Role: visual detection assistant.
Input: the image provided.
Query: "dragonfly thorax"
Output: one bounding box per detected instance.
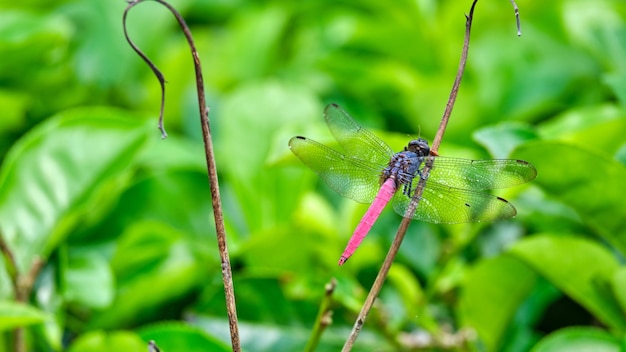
[380,138,431,196]
[381,150,425,197]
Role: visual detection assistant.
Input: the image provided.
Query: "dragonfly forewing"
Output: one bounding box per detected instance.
[323,104,394,165]
[289,136,383,203]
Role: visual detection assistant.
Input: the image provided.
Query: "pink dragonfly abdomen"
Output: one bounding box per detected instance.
[338,178,397,265]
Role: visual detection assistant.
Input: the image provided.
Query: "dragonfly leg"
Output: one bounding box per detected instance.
[402,183,412,197]
[400,173,417,197]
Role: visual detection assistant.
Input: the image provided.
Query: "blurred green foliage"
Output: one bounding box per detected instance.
[0,0,626,351]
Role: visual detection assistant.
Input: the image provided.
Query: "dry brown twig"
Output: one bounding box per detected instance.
[341,1,479,350]
[0,232,45,352]
[122,1,241,350]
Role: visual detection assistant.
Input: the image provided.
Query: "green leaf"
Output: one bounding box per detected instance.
[537,104,626,156]
[0,10,72,82]
[604,73,626,110]
[530,327,621,352]
[0,90,28,132]
[138,135,206,172]
[220,5,290,81]
[514,141,626,256]
[510,234,626,331]
[387,264,425,313]
[611,267,626,316]
[0,107,152,272]
[562,0,626,73]
[64,252,114,309]
[138,322,231,352]
[217,80,320,235]
[80,168,216,245]
[0,301,47,331]
[89,221,208,329]
[66,330,146,352]
[386,263,429,329]
[396,222,441,278]
[459,254,537,352]
[473,122,539,159]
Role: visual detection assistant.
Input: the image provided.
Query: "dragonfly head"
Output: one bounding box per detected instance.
[405,138,430,156]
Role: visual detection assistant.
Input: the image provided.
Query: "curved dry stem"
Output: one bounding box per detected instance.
[341,1,479,350]
[123,1,241,350]
[510,0,521,36]
[123,1,168,139]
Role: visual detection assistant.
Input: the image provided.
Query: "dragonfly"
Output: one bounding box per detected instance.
[289,103,537,265]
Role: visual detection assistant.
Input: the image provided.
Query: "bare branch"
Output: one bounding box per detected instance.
[123,1,240,350]
[341,1,479,350]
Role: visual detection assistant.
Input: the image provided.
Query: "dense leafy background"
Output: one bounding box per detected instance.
[1,0,625,351]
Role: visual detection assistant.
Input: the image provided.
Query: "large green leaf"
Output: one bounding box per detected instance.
[473,122,540,159]
[0,107,152,274]
[530,327,621,352]
[510,234,626,332]
[0,301,47,331]
[611,267,626,316]
[514,141,626,256]
[217,81,320,235]
[0,10,72,82]
[138,322,231,352]
[537,104,626,156]
[63,251,114,309]
[88,221,210,329]
[66,330,146,352]
[459,254,538,352]
[75,168,216,244]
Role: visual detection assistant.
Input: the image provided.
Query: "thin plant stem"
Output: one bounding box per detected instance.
[123,2,241,350]
[0,234,18,295]
[148,340,161,352]
[510,0,521,36]
[1,232,45,352]
[341,1,479,350]
[305,278,337,352]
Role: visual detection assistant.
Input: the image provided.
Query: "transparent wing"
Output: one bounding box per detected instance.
[289,136,383,203]
[425,156,537,190]
[392,181,517,224]
[323,103,394,166]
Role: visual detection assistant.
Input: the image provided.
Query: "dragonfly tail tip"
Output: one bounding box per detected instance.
[338,256,348,266]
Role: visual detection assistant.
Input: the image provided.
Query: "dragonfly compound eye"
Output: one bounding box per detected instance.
[407,139,430,155]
